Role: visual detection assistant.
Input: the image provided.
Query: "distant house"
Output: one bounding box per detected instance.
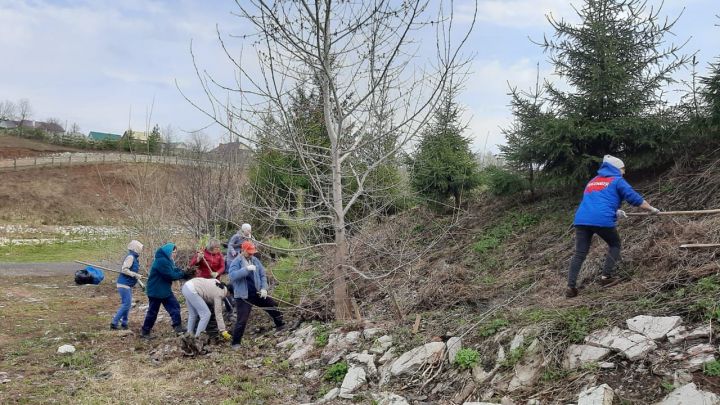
[88,131,122,142]
[123,130,149,142]
[210,141,252,163]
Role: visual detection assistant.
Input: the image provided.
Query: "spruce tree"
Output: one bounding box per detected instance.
[503,0,688,184]
[410,91,479,209]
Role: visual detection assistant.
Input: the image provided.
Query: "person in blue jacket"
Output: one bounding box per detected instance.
[228,240,284,348]
[140,243,188,338]
[111,240,143,330]
[566,155,660,298]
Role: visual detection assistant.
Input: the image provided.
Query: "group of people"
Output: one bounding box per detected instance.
[109,154,660,345]
[110,223,285,348]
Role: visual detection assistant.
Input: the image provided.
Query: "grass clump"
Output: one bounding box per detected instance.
[324,361,349,383]
[477,318,509,337]
[56,351,96,370]
[472,212,539,256]
[703,360,720,377]
[454,348,480,370]
[315,324,330,348]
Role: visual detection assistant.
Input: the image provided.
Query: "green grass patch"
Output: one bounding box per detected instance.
[454,348,480,370]
[477,318,509,337]
[55,351,96,371]
[704,360,720,376]
[0,237,125,263]
[473,212,539,256]
[324,361,349,383]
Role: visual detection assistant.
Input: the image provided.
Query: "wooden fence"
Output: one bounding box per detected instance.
[0,152,223,171]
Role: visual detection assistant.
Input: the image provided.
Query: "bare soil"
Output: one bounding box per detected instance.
[0,135,83,159]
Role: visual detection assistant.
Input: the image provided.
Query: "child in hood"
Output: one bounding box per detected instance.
[111,240,143,330]
[140,243,188,338]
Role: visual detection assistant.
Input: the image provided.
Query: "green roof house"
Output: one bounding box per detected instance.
[88,131,121,141]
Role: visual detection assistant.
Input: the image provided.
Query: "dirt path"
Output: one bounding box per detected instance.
[0,260,117,277]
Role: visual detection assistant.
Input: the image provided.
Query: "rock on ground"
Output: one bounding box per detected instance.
[508,339,546,392]
[578,384,614,405]
[446,337,462,364]
[57,344,76,354]
[563,344,611,370]
[626,315,682,340]
[339,366,367,399]
[390,341,445,377]
[655,382,720,405]
[372,392,410,405]
[585,327,657,361]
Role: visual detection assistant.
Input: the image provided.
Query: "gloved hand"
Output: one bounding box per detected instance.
[649,206,661,215]
[616,209,627,219]
[221,330,232,341]
[247,264,256,272]
[259,289,268,299]
[210,271,218,278]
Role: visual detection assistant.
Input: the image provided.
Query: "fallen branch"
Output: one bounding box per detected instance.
[680,243,720,249]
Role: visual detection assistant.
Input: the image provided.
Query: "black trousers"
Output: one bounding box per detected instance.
[567,225,621,288]
[231,295,284,345]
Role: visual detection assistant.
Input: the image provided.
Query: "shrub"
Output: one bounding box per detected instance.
[480,166,528,196]
[454,348,480,370]
[324,361,349,383]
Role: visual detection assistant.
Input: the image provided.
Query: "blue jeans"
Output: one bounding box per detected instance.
[111,287,132,327]
[141,294,182,334]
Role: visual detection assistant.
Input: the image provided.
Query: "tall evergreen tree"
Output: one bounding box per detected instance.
[702,57,720,126]
[148,124,162,154]
[503,0,688,184]
[410,91,479,209]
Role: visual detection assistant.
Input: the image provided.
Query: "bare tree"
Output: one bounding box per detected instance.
[0,100,15,121]
[17,99,32,124]
[184,0,476,320]
[70,122,82,134]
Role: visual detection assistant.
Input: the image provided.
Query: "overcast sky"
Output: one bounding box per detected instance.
[1,0,718,152]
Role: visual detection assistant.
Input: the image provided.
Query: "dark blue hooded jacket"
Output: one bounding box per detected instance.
[145,243,186,299]
[573,162,644,228]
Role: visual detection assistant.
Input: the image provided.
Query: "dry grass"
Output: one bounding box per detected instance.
[0,275,301,404]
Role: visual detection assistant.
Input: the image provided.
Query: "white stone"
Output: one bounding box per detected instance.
[463,403,500,405]
[363,328,383,340]
[303,370,320,380]
[57,344,75,354]
[390,341,445,376]
[508,339,546,392]
[446,337,463,364]
[655,382,720,405]
[317,387,339,404]
[667,327,688,345]
[321,333,349,364]
[346,350,377,376]
[277,336,304,350]
[379,348,396,364]
[496,345,506,363]
[680,344,716,372]
[510,332,525,351]
[626,316,682,340]
[288,344,314,366]
[599,362,615,369]
[472,364,495,384]
[294,325,315,340]
[371,335,394,355]
[373,392,410,405]
[585,327,657,361]
[345,331,361,344]
[339,366,366,399]
[578,384,614,405]
[563,344,611,370]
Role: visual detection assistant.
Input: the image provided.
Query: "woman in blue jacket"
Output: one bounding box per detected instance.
[566,155,660,298]
[140,243,187,338]
[111,240,143,330]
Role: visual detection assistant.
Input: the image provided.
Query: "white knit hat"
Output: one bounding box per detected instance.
[603,154,625,170]
[127,240,143,254]
[241,223,252,233]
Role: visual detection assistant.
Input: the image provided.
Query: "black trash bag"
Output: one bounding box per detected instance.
[74,269,95,285]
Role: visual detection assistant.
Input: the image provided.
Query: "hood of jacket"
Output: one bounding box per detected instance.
[156,243,175,260]
[597,162,622,178]
[127,240,143,255]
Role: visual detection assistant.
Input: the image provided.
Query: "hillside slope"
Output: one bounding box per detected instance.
[0,134,83,159]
